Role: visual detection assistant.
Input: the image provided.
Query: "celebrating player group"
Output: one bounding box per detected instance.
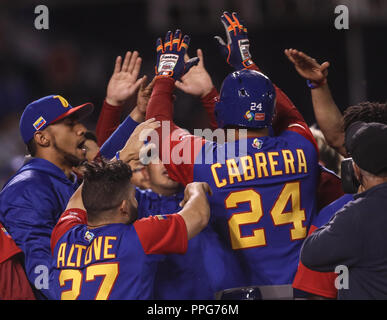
[2,10,385,301]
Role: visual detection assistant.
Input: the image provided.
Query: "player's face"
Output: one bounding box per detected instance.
[147,159,179,192]
[84,139,100,162]
[130,163,151,190]
[47,116,87,166]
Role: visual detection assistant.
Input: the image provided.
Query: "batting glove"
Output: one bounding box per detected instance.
[155,29,199,81]
[214,11,254,70]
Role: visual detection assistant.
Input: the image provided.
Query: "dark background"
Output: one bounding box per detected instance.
[0,0,386,185]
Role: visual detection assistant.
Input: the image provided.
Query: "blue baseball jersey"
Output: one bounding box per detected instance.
[49,208,187,300]
[146,77,320,290]
[135,188,214,299]
[163,127,319,287]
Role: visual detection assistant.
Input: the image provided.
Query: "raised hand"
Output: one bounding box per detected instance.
[106,51,143,107]
[155,29,199,81]
[136,76,156,115]
[118,118,160,163]
[175,49,214,98]
[214,11,254,70]
[284,49,330,87]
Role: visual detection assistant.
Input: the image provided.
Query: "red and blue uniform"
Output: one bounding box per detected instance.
[146,76,320,288]
[96,95,219,299]
[49,208,187,300]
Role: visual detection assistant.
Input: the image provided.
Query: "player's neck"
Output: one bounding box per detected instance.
[361,176,387,192]
[87,211,132,229]
[35,149,74,179]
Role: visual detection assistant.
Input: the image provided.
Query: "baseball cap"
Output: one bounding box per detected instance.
[345,121,387,175]
[19,95,94,144]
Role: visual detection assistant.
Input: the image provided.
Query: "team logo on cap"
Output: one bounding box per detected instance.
[33,116,47,130]
[53,95,69,108]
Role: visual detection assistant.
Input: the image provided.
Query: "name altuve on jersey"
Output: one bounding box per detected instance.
[56,236,117,268]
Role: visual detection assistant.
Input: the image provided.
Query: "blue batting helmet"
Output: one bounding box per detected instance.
[215,69,276,129]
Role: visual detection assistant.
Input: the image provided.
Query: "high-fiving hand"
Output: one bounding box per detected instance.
[106,51,144,107]
[136,76,156,115]
[175,49,214,98]
[214,11,254,70]
[155,30,199,81]
[285,49,330,88]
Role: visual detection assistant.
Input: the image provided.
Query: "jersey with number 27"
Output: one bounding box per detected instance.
[49,208,187,300]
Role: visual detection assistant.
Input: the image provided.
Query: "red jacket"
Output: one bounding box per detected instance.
[0,223,35,300]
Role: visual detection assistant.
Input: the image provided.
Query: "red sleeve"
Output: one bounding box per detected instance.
[0,223,21,263]
[317,167,345,212]
[0,254,36,300]
[95,100,123,146]
[146,77,176,123]
[146,77,206,185]
[248,64,318,151]
[292,225,338,299]
[50,208,88,254]
[200,86,219,130]
[161,128,206,186]
[134,214,188,255]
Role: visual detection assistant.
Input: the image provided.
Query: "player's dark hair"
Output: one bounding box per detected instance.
[84,130,98,143]
[81,159,133,221]
[343,102,387,132]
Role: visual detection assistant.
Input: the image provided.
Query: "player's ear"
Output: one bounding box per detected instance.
[119,200,130,217]
[120,198,138,224]
[33,130,51,148]
[352,162,362,184]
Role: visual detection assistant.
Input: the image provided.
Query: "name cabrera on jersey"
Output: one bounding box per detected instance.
[165,128,319,285]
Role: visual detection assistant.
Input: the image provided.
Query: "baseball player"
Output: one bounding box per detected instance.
[94,51,217,299]
[0,95,94,299]
[286,48,387,299]
[50,158,212,300]
[144,12,321,297]
[135,158,215,300]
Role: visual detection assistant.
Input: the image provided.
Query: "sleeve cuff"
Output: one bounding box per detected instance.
[103,99,124,109]
[200,86,219,104]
